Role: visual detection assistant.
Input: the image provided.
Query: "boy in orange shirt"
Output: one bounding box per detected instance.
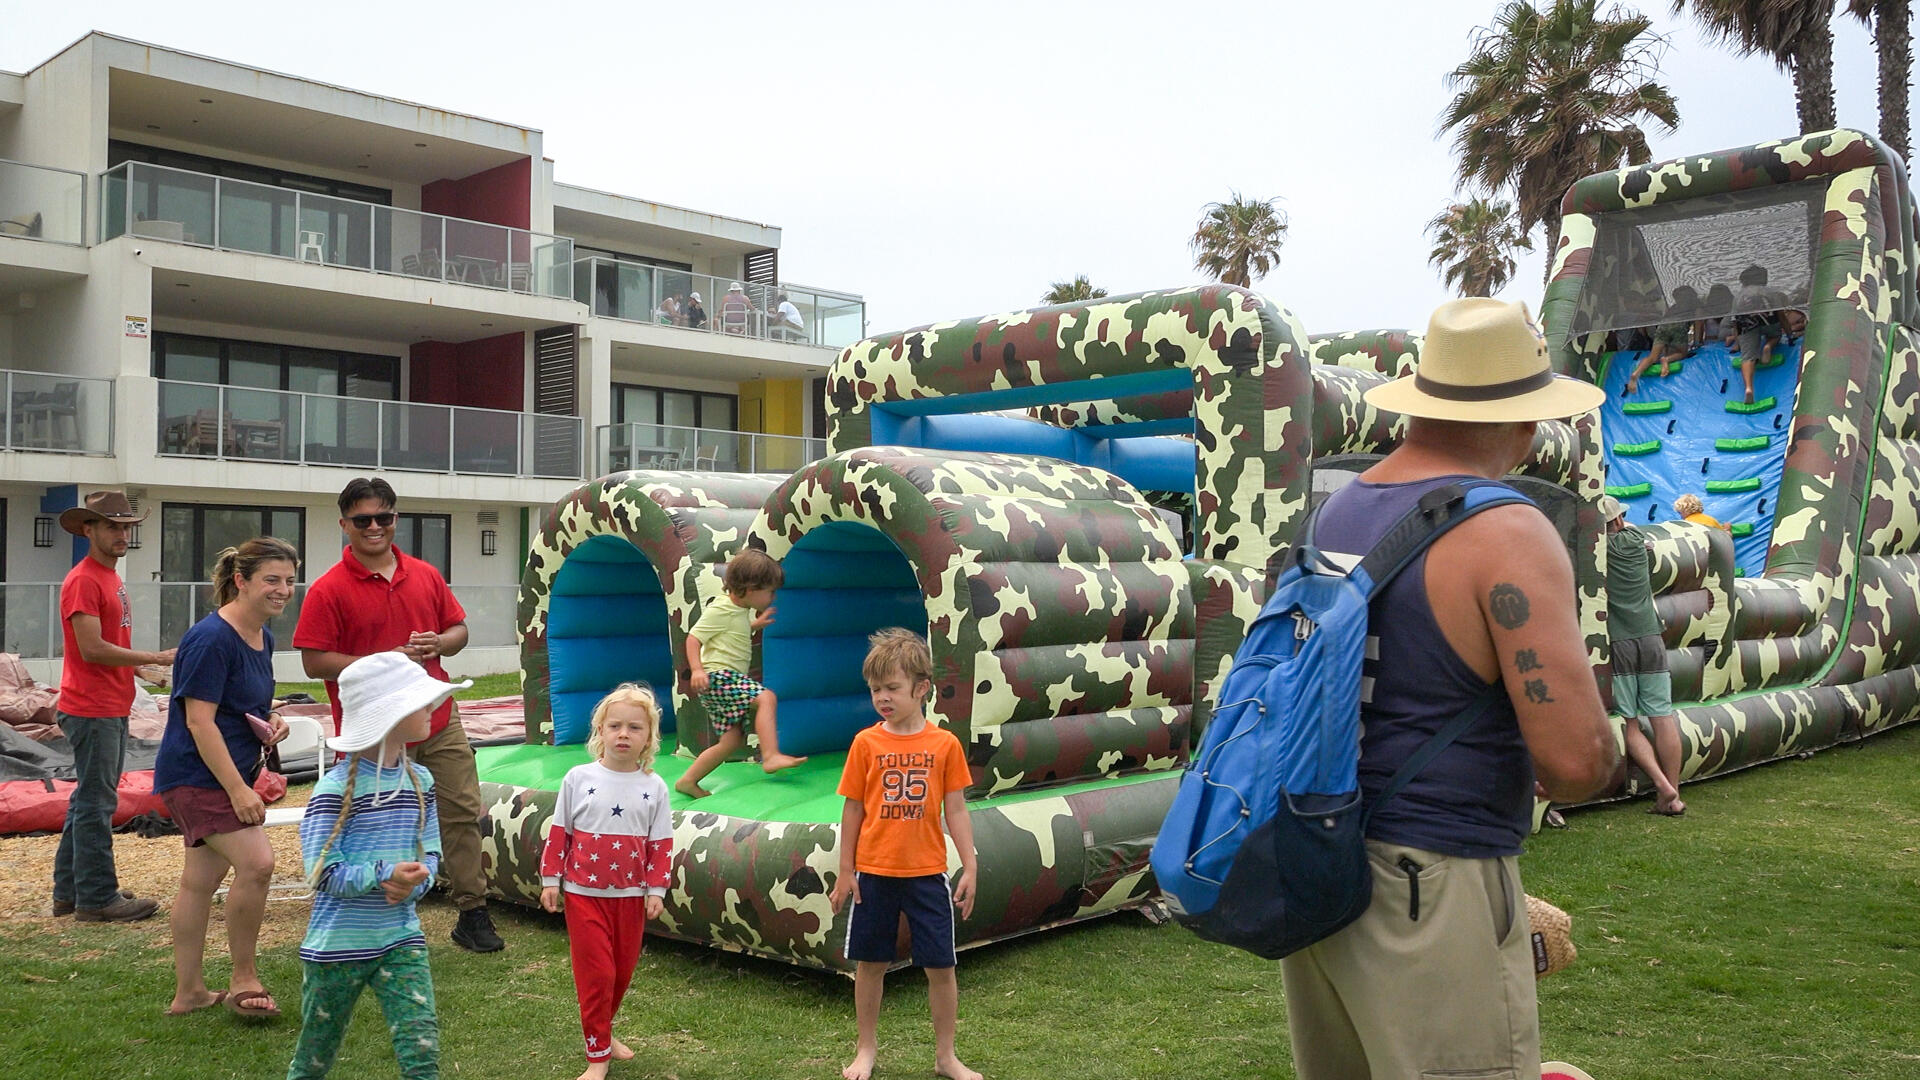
[829,629,980,1080]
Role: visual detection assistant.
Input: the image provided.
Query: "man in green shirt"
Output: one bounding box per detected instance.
[1603,496,1685,816]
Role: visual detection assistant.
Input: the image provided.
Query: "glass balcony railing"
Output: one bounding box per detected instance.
[3,370,114,454]
[595,421,826,476]
[157,379,584,479]
[1,583,62,660]
[0,159,86,245]
[572,256,865,349]
[449,585,520,648]
[100,161,574,299]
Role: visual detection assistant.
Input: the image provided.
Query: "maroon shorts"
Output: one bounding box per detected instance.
[160,784,254,848]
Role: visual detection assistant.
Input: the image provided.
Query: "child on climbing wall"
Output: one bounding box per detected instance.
[830,629,979,1080]
[540,684,674,1080]
[675,548,806,798]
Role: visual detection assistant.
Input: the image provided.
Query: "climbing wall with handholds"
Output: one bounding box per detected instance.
[1600,337,1802,574]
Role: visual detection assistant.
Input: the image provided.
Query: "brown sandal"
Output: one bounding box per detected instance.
[226,987,281,1019]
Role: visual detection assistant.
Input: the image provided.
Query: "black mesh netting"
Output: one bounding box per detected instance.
[1566,180,1826,342]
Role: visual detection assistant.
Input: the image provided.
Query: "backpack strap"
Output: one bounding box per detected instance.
[1361,686,1505,827]
[1355,480,1534,600]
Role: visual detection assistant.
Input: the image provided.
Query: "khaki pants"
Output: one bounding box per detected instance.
[1281,840,1541,1080]
[412,712,487,910]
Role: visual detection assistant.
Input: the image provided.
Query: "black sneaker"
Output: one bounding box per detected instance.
[451,905,504,953]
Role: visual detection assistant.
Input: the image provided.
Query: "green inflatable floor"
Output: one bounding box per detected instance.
[476,736,1173,825]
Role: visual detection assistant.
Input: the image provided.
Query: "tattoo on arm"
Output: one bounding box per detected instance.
[1515,649,1542,673]
[1523,678,1555,704]
[1489,584,1530,630]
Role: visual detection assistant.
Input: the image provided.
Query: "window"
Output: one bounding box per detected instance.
[612,383,736,430]
[110,141,393,205]
[152,333,400,396]
[158,503,305,649]
[394,513,452,582]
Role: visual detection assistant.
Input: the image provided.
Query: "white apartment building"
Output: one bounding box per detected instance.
[0,32,863,680]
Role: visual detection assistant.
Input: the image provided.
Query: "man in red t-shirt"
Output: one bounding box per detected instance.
[292,477,503,952]
[53,491,176,922]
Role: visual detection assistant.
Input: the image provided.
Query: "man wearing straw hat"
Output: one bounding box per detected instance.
[51,491,177,922]
[1279,299,1618,1080]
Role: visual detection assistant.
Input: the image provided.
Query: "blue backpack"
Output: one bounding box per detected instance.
[1152,480,1531,959]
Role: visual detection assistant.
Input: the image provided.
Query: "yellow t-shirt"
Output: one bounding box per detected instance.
[688,596,752,674]
[1685,512,1729,531]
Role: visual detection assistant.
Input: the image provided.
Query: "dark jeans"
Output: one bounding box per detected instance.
[52,711,127,908]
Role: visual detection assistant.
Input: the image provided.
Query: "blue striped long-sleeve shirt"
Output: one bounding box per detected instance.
[297,757,442,962]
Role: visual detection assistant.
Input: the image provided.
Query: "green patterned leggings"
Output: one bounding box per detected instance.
[286,946,439,1080]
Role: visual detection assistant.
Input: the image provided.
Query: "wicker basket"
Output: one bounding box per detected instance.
[1526,894,1577,978]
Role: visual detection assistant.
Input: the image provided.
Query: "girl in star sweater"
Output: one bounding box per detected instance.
[540,684,675,1080]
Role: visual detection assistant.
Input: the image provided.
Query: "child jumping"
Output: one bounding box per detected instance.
[540,684,674,1080]
[829,629,980,1080]
[675,548,805,798]
[288,651,469,1080]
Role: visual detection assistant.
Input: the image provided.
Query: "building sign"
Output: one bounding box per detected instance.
[124,315,149,338]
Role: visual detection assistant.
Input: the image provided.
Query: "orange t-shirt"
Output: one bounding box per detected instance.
[1685,512,1729,531]
[836,720,972,877]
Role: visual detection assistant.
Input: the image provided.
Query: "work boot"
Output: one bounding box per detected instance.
[451,905,504,953]
[53,888,133,916]
[74,894,159,923]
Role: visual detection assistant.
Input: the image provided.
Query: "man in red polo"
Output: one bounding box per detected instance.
[293,477,503,953]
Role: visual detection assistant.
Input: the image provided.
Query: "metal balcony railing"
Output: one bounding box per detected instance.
[1,369,114,455]
[572,256,864,349]
[100,161,574,299]
[595,421,826,476]
[0,159,86,245]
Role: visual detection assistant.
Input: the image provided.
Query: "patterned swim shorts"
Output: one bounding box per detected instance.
[699,668,766,734]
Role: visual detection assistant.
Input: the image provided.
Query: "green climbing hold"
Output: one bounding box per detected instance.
[1705,477,1762,493]
[1730,522,1754,537]
[1613,439,1662,456]
[1623,400,1673,415]
[1725,396,1777,414]
[1606,482,1653,498]
[1715,436,1771,452]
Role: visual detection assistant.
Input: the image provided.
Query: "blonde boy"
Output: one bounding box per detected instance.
[829,629,980,1080]
[676,549,805,799]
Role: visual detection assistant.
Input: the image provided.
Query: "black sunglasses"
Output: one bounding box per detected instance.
[348,512,397,529]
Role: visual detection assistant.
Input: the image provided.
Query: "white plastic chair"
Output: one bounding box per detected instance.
[297,230,327,263]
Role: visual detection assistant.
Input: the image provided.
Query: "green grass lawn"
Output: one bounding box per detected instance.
[4,724,1915,1080]
[276,669,522,704]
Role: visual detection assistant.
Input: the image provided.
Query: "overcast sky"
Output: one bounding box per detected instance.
[3,1,1893,338]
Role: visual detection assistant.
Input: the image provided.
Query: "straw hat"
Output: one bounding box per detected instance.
[1364,298,1605,423]
[1526,894,1577,977]
[59,490,148,536]
[328,651,471,753]
[1598,494,1626,522]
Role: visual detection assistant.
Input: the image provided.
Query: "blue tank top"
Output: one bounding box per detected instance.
[1312,474,1535,857]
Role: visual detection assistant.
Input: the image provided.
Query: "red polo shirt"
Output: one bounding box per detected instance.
[293,547,467,738]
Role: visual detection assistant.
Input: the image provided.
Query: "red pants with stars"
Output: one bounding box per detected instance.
[564,892,648,1061]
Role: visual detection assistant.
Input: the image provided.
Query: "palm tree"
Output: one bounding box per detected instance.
[1427,199,1536,297]
[1847,0,1911,158]
[1672,2,1836,133]
[1442,1,1680,282]
[1189,193,1288,287]
[1041,275,1108,305]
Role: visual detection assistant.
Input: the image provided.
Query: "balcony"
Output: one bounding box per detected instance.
[0,159,86,246]
[2,370,114,455]
[156,379,583,479]
[596,422,826,476]
[99,161,574,299]
[573,257,864,350]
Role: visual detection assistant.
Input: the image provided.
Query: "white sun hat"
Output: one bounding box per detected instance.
[328,651,471,753]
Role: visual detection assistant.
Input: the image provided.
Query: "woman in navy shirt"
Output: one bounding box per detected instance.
[156,536,299,1019]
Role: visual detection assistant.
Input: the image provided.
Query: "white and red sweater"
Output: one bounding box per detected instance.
[538,762,674,897]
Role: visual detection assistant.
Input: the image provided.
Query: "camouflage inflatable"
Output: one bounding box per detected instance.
[478,130,1919,971]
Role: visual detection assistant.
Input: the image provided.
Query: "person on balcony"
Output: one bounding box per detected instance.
[720,282,758,335]
[294,477,504,954]
[771,292,805,342]
[685,291,707,331]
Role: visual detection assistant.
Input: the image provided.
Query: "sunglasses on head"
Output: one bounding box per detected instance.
[348,512,397,529]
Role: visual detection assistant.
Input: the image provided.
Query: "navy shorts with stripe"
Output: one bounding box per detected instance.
[844,872,956,969]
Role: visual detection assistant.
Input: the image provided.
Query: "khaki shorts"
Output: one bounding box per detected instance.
[1281,841,1541,1080]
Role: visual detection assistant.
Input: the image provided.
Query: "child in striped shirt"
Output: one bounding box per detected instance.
[287,652,469,1080]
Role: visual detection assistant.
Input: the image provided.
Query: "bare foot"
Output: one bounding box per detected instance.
[610,1037,634,1061]
[574,1061,610,1080]
[761,753,808,773]
[843,1045,877,1080]
[1658,360,1670,377]
[936,1055,983,1080]
[1651,795,1687,817]
[674,779,711,799]
[1624,377,1637,395]
[165,988,226,1015]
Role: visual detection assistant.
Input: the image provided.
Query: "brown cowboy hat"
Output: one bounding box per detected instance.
[1364,298,1605,423]
[59,490,148,536]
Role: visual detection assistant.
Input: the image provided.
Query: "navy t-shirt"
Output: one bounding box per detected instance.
[154,614,274,794]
